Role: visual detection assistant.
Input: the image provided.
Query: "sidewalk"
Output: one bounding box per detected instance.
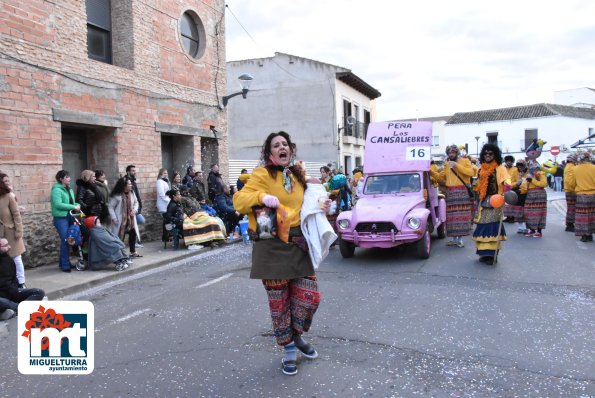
[25,238,242,299]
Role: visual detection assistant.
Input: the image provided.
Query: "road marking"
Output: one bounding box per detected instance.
[197,273,233,288]
[114,308,151,324]
[96,308,151,332]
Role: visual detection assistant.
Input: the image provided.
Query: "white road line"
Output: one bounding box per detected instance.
[197,273,233,288]
[114,308,151,324]
[96,308,152,333]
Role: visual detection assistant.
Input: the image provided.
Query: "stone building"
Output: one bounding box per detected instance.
[0,0,228,267]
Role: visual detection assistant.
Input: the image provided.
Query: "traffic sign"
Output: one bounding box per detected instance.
[550,146,560,156]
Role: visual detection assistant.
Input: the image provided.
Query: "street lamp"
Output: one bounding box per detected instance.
[475,136,480,156]
[221,73,254,108]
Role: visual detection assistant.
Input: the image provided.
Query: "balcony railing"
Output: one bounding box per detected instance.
[342,121,369,140]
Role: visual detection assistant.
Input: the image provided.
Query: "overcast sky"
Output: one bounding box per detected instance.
[224,0,595,121]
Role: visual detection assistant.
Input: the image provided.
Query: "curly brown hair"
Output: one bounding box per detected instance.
[0,173,10,196]
[260,131,306,189]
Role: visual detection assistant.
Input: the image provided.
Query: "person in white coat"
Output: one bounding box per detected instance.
[156,168,170,214]
[108,177,141,258]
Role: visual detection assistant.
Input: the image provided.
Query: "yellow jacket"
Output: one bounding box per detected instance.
[563,163,575,193]
[507,166,520,183]
[233,167,304,231]
[352,171,363,186]
[526,172,548,190]
[565,163,595,194]
[430,157,474,187]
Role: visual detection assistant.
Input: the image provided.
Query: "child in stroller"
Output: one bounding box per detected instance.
[71,214,131,271]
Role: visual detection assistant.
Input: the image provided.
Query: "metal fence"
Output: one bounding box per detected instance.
[342,121,369,140]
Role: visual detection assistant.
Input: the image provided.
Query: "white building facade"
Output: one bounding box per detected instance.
[445,103,595,162]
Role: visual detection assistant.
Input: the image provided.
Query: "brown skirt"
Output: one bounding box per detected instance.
[250,229,314,279]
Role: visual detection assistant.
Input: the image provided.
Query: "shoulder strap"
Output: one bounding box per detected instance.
[451,168,468,185]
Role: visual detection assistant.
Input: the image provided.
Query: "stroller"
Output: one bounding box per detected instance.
[66,211,89,271]
[68,212,130,271]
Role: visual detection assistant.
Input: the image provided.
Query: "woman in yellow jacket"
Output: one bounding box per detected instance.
[522,163,548,237]
[563,154,577,232]
[564,152,595,242]
[430,145,475,247]
[233,131,329,376]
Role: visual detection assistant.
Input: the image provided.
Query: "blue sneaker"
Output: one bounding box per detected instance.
[281,358,298,375]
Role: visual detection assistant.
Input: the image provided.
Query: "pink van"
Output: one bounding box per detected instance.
[336,121,446,258]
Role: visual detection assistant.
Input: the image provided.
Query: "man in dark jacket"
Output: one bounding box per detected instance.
[182,166,196,188]
[0,239,45,317]
[190,171,208,204]
[207,164,225,203]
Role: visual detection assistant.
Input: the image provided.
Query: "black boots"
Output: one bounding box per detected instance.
[565,223,575,232]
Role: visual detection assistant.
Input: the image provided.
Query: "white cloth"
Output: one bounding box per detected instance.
[300,183,337,269]
[156,179,170,213]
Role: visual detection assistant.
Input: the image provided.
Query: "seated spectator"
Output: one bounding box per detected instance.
[182,211,227,249]
[0,238,45,317]
[208,164,225,203]
[214,185,240,234]
[171,171,188,194]
[164,189,185,249]
[190,171,208,202]
[182,166,196,189]
[164,189,185,231]
[84,216,130,271]
[1,300,15,320]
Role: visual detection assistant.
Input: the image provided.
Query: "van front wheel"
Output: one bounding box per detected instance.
[416,227,431,259]
[339,238,355,258]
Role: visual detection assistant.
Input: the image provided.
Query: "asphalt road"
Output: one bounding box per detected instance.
[1,201,594,397]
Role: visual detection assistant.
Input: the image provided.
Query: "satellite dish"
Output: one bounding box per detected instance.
[346,116,356,126]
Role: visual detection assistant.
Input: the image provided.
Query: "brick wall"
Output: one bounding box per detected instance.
[0,0,228,267]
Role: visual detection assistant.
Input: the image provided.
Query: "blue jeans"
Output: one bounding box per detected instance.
[554,176,563,192]
[53,217,70,270]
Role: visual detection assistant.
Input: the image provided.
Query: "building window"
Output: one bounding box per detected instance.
[86,0,112,64]
[487,132,498,146]
[432,135,439,147]
[343,99,352,136]
[180,11,206,59]
[523,129,538,151]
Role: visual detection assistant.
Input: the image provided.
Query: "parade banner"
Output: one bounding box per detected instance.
[365,121,432,173]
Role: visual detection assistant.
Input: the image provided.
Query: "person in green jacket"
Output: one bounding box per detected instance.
[50,170,80,272]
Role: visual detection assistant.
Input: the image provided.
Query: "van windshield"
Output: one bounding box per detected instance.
[364,174,421,194]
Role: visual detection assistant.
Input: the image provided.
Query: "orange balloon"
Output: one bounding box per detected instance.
[489,194,505,208]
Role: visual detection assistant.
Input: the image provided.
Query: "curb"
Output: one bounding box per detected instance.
[47,238,244,299]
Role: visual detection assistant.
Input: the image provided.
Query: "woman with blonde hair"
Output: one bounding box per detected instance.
[76,169,104,217]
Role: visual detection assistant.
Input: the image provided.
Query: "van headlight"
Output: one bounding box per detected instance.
[407,217,421,230]
[338,219,350,229]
